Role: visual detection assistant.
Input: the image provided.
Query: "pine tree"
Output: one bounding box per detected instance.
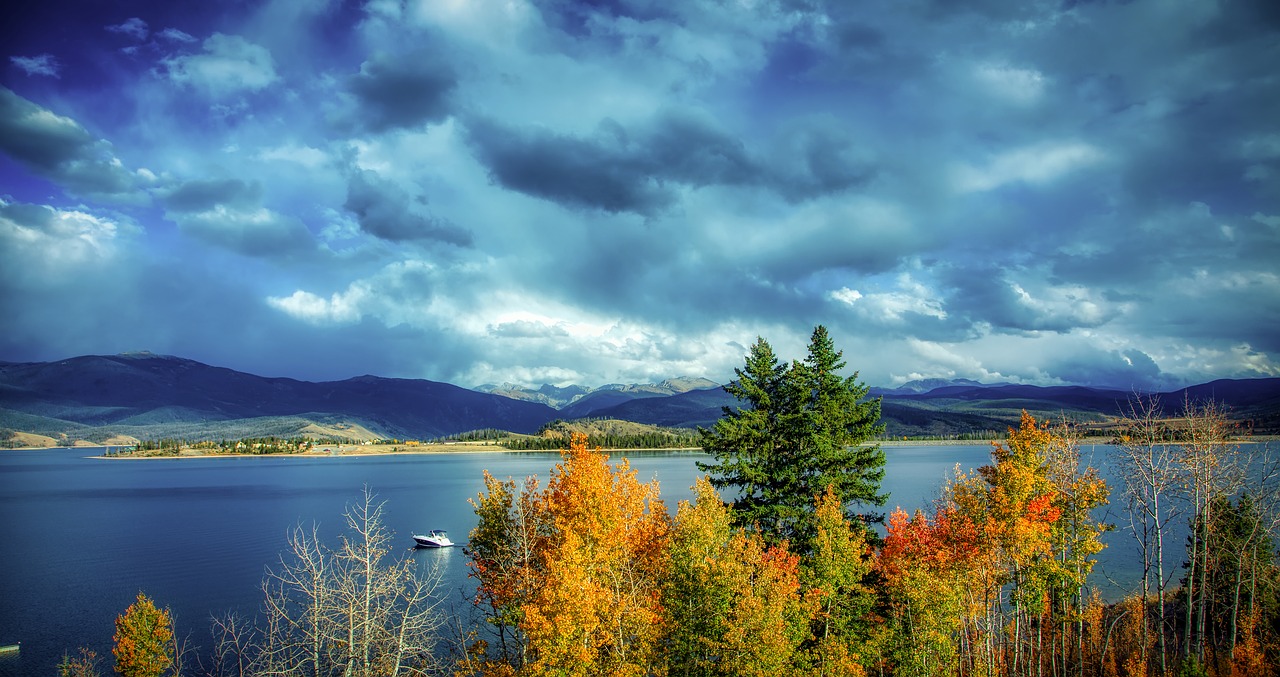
[699,326,886,548]
[698,336,787,532]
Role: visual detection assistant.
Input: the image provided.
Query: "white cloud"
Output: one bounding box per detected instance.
[952,141,1105,193]
[830,287,862,304]
[106,17,149,41]
[171,204,313,257]
[1230,343,1280,376]
[1156,342,1280,382]
[1253,212,1280,228]
[257,144,329,169]
[0,200,128,266]
[267,288,365,325]
[158,28,198,44]
[269,260,439,327]
[1008,280,1117,330]
[163,33,279,97]
[1240,133,1280,160]
[830,273,947,325]
[9,54,60,78]
[0,89,140,198]
[407,0,540,52]
[972,63,1047,105]
[900,337,1012,383]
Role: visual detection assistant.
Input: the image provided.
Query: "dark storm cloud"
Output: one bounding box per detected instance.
[0,88,138,198]
[1041,346,1170,392]
[767,121,879,201]
[0,200,56,230]
[175,211,313,258]
[344,170,473,246]
[465,116,681,215]
[466,109,876,216]
[161,177,313,257]
[348,50,458,133]
[163,178,262,212]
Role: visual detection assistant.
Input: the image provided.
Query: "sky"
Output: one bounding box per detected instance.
[1,0,1278,392]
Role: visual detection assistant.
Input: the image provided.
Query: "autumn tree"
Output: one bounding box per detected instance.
[524,433,670,676]
[663,477,738,675]
[466,472,549,673]
[1042,418,1109,675]
[884,412,1109,677]
[467,432,670,676]
[113,592,174,677]
[662,477,813,677]
[877,504,983,677]
[699,326,885,548]
[799,486,876,674]
[946,412,1062,675]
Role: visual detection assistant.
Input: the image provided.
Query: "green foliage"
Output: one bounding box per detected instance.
[698,326,886,547]
[436,428,511,443]
[661,477,813,677]
[662,477,740,675]
[1178,655,1210,677]
[801,486,876,667]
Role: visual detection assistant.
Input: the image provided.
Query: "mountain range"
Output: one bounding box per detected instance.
[1,352,1278,446]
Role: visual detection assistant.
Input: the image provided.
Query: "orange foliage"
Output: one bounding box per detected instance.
[880,505,980,584]
[518,432,671,676]
[1230,610,1274,677]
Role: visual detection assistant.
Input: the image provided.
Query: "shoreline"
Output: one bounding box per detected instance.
[11,438,1005,459]
[9,436,1277,459]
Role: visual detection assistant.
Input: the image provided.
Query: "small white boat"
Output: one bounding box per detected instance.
[412,529,454,548]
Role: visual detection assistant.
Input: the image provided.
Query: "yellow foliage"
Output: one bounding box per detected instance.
[519,432,671,676]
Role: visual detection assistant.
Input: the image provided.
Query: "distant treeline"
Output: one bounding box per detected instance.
[877,430,1007,442]
[128,436,341,455]
[430,428,509,443]
[500,430,701,451]
[430,424,702,451]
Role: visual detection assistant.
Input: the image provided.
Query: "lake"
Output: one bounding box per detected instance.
[0,443,1136,675]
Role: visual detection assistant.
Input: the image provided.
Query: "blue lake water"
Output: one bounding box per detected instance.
[0,443,1139,675]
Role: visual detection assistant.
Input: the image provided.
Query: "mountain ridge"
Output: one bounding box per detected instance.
[475,377,719,411]
[2,353,1277,444]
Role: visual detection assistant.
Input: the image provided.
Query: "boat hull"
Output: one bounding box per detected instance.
[413,531,455,548]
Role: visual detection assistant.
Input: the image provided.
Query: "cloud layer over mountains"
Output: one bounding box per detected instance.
[2,0,1278,390]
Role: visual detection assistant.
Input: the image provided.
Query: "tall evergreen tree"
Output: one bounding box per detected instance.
[699,326,886,548]
[697,336,787,532]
